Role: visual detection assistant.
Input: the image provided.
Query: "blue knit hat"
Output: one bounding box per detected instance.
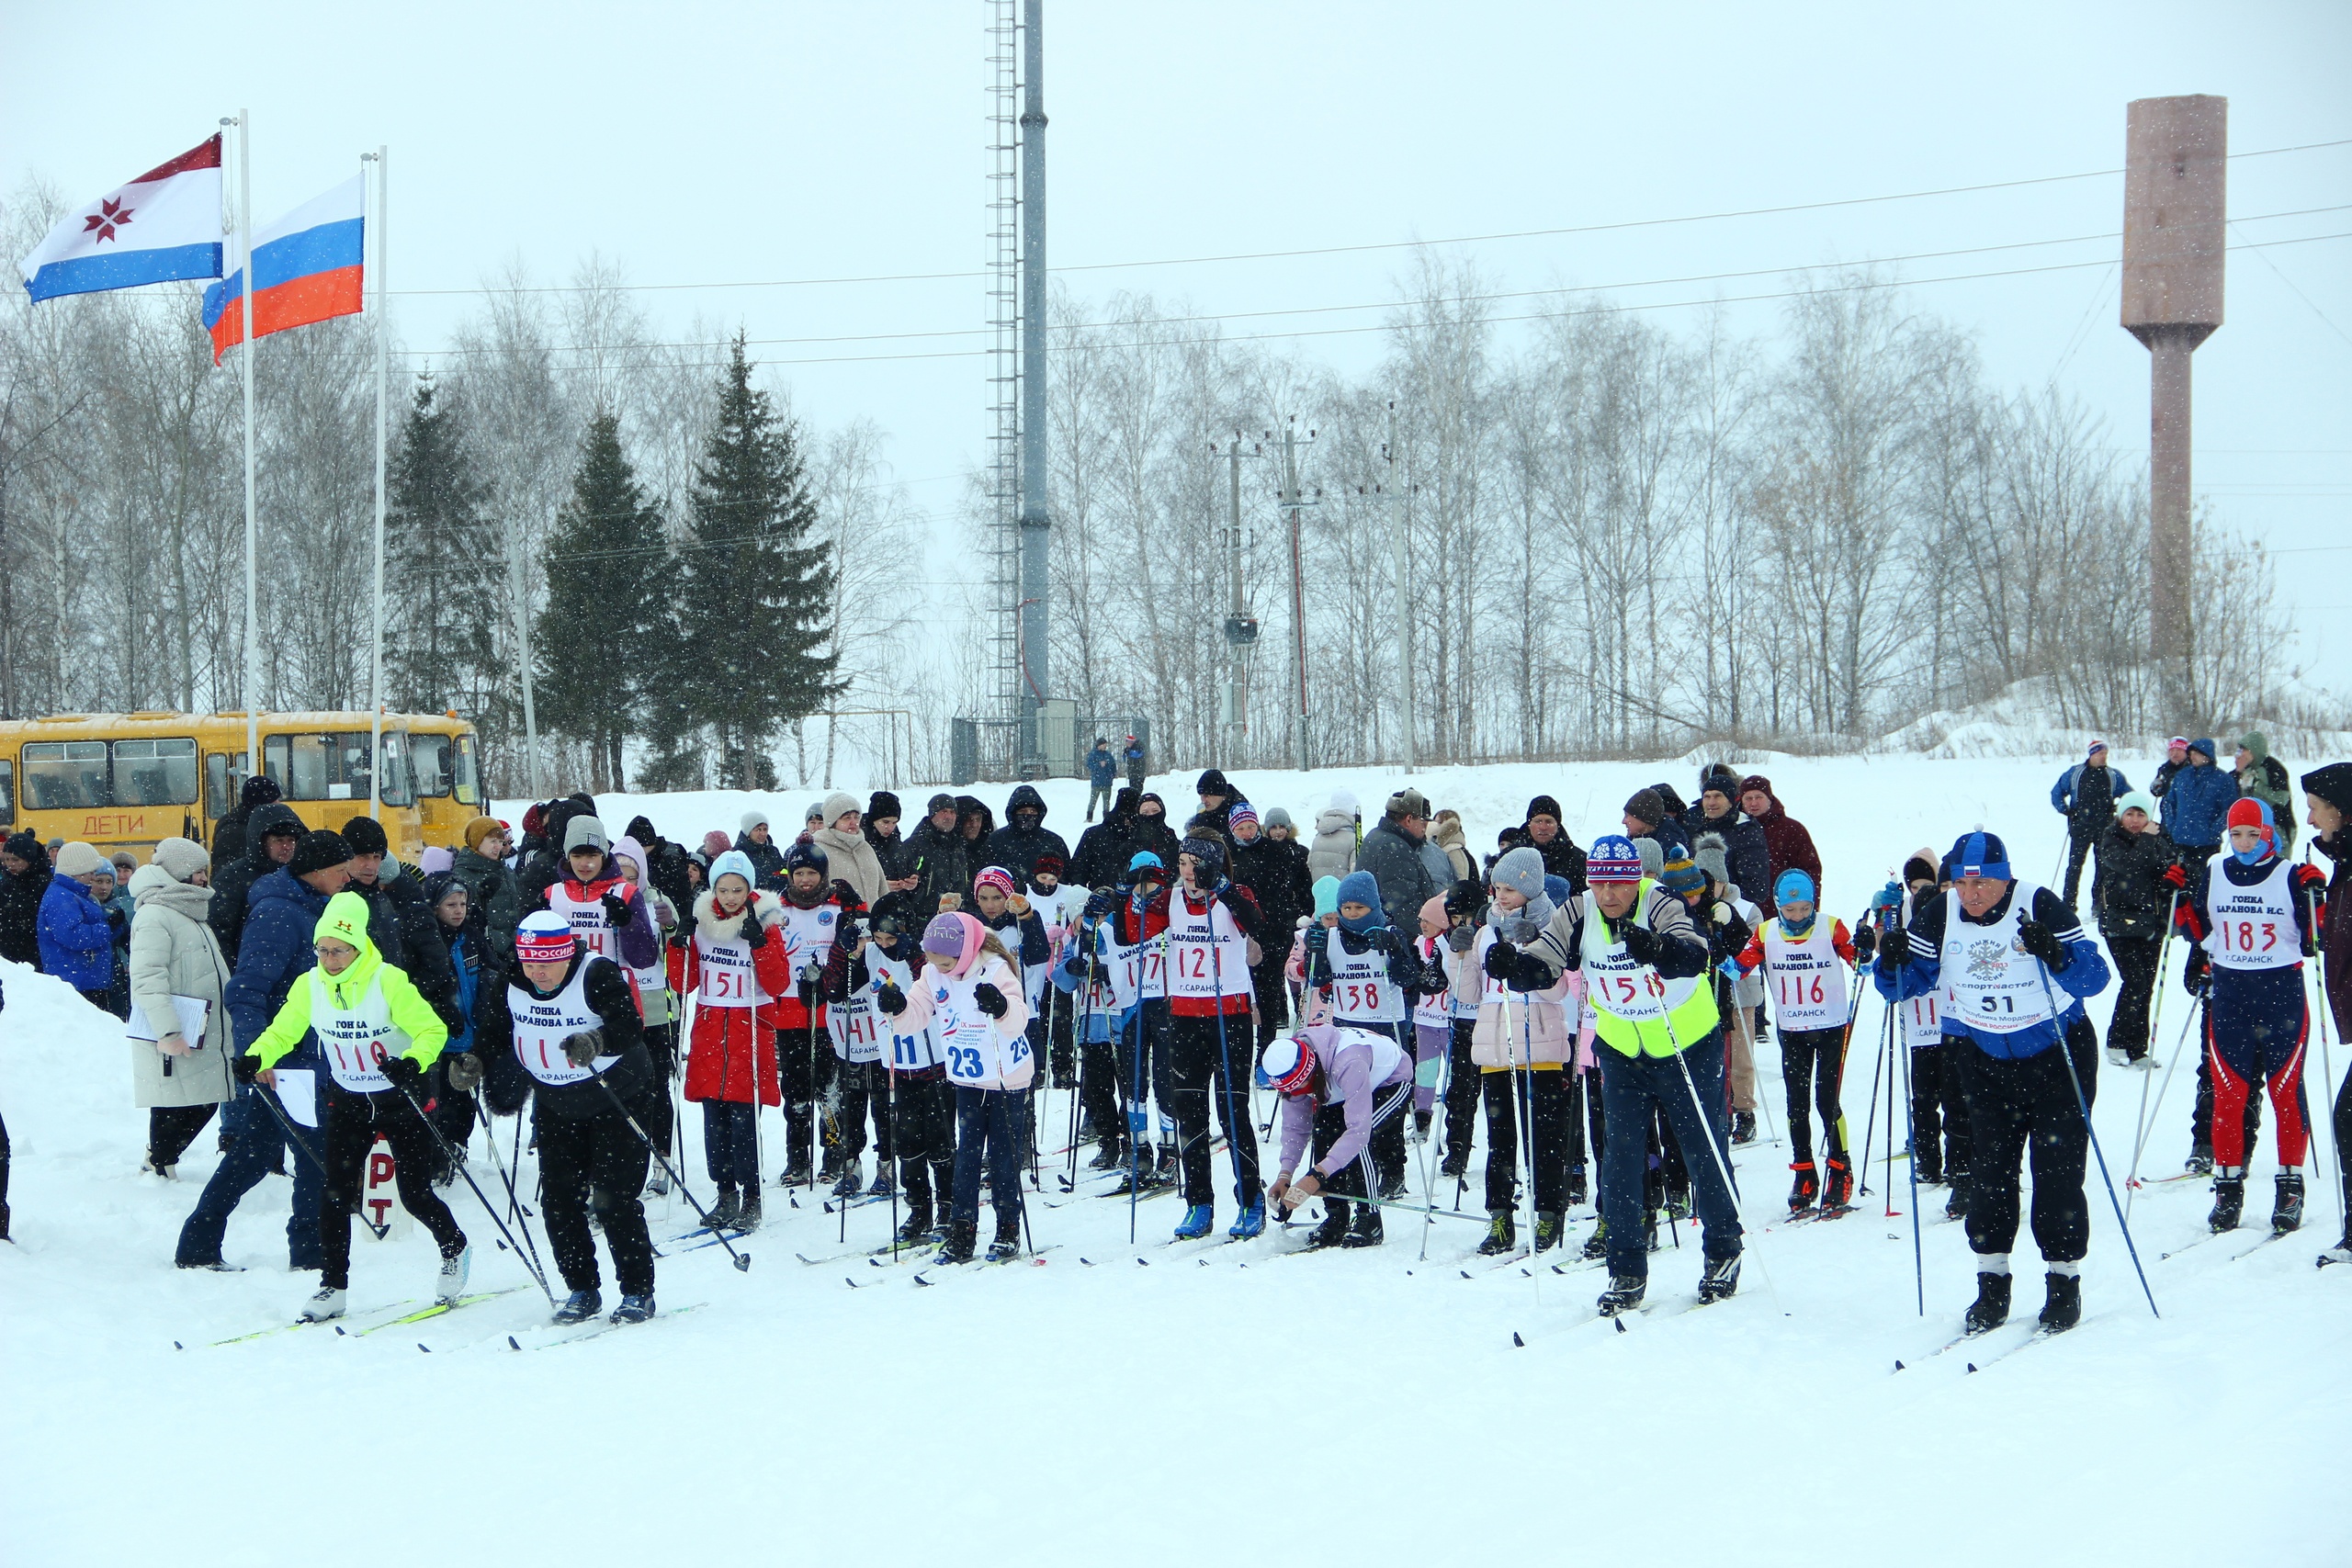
[1773,868,1815,906]
[1336,869,1385,932]
[1127,851,1166,879]
[1312,875,1341,918]
[1948,830,2011,881]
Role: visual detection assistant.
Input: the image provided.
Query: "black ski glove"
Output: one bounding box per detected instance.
[2183,949,2211,997]
[876,981,907,1017]
[445,1053,484,1092]
[1620,920,1659,966]
[1484,939,1519,981]
[739,908,767,949]
[234,1053,261,1085]
[973,982,1008,1019]
[383,1055,424,1095]
[1853,924,1878,963]
[797,962,823,1000]
[1875,924,1907,978]
[602,893,631,928]
[560,1028,606,1066]
[1083,890,1118,923]
[2018,919,2068,972]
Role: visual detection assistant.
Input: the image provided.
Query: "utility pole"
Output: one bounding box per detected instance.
[1385,401,1414,771]
[1214,436,1261,768]
[1279,419,1317,772]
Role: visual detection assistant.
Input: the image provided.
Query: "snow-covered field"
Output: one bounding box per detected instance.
[4,751,2346,1567]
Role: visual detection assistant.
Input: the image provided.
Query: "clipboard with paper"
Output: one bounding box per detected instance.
[126,995,212,1046]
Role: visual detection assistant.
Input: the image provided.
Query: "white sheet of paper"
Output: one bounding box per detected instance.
[125,994,209,1045]
[273,1068,317,1128]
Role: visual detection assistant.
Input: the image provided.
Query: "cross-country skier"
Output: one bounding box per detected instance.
[234,891,469,1323]
[1162,835,1266,1239]
[1890,852,1970,1218]
[2298,764,2352,1260]
[867,903,956,1246]
[1873,830,2111,1334]
[1430,879,1487,1181]
[1089,851,1178,1192]
[2170,798,2324,1235]
[890,912,1035,1263]
[671,850,792,1231]
[825,900,897,1201]
[1724,869,1861,1214]
[476,909,661,1324]
[537,817,657,973]
[772,841,855,1188]
[1490,835,1744,1314]
[1262,1021,1415,1247]
[1298,869,1412,1198]
[1053,900,1130,1172]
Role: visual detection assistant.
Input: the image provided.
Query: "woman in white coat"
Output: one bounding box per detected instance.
[127,838,234,1185]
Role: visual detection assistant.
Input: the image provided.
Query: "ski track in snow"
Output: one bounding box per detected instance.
[3,752,2346,1566]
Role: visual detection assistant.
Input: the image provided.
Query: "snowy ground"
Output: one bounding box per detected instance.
[4,751,2346,1566]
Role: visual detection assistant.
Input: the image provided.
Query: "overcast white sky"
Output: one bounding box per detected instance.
[6,2,2347,672]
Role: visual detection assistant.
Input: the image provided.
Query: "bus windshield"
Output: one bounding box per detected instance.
[411,731,452,798]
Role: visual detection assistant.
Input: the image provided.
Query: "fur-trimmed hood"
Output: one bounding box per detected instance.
[695,887,784,941]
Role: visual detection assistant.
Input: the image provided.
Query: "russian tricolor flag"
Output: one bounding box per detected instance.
[18,136,224,303]
[201,175,365,364]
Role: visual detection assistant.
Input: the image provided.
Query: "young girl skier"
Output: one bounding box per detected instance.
[671,851,792,1231]
[1262,1020,1417,1247]
[234,891,469,1322]
[1726,869,1861,1213]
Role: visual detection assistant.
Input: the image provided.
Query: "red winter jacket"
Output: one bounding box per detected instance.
[672,891,793,1106]
[1738,775,1825,901]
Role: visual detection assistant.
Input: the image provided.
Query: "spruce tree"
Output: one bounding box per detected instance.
[673,333,840,784]
[535,412,671,791]
[385,377,502,716]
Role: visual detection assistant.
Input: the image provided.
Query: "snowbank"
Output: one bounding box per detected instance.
[3,754,2346,1567]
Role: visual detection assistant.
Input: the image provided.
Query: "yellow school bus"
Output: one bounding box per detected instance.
[0,710,482,865]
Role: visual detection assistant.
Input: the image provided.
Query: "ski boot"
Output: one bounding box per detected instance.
[141,1152,177,1179]
[1228,1195,1267,1240]
[1088,1136,1126,1173]
[1821,1156,1853,1210]
[1439,1147,1470,1181]
[1788,1160,1820,1213]
[1340,1202,1384,1248]
[2207,1174,2245,1234]
[1730,1111,1758,1147]
[2184,1143,2214,1177]
[1307,1201,1351,1248]
[1566,1166,1589,1208]
[1377,1168,1408,1202]
[867,1167,895,1201]
[1944,1176,1969,1224]
[831,1163,865,1200]
[985,1217,1023,1263]
[2039,1271,2081,1334]
[1963,1270,2011,1335]
[298,1287,347,1323]
[936,1220,978,1264]
[1476,1210,1516,1256]
[435,1243,471,1305]
[1532,1211,1564,1253]
[610,1294,655,1325]
[818,1145,844,1186]
[645,1162,671,1198]
[736,1188,763,1234]
[894,1202,933,1247]
[1596,1275,1647,1316]
[1051,1050,1078,1091]
[1698,1252,1742,1303]
[1580,1221,1611,1261]
[705,1187,742,1232]
[1171,1204,1214,1240]
[552,1288,602,1325]
[1145,1146,1181,1191]
[2272,1172,2305,1234]
[1664,1180,1692,1222]
[780,1151,813,1188]
[1410,1109,1432,1145]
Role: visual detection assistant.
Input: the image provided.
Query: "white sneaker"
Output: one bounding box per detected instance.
[299,1287,347,1322]
[435,1244,472,1305]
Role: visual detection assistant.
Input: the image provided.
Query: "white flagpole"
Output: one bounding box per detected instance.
[238,108,260,787]
[367,144,388,821]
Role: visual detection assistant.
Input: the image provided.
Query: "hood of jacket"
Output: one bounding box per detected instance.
[694,886,780,940]
[2238,731,2270,767]
[243,803,303,863]
[1315,807,1357,838]
[1005,784,1048,822]
[130,862,214,922]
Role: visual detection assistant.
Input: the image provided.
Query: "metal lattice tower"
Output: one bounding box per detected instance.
[983,0,1023,737]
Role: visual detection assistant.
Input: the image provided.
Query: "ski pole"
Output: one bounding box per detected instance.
[244,1077,389,1240]
[2304,874,2344,1244]
[470,1089,550,1287]
[2028,958,2158,1319]
[588,1073,752,1273]
[1898,999,1923,1315]
[391,1078,554,1303]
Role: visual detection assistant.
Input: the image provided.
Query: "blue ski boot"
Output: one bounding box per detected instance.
[1172,1204,1214,1240]
[552,1289,602,1325]
[1227,1195,1266,1239]
[610,1293,656,1325]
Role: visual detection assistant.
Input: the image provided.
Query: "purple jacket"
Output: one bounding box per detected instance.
[1276,1025,1414,1181]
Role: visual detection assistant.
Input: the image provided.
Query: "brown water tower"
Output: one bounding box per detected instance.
[2121,95,2225,668]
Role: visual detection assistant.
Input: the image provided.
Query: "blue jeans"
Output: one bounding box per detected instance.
[178,1088,325,1269]
[1596,1029,1742,1278]
[951,1086,1028,1227]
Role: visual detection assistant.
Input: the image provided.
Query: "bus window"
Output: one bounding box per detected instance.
[453,732,481,806]
[411,732,452,798]
[379,730,415,807]
[272,732,381,802]
[23,740,109,810]
[0,757,13,823]
[112,738,198,806]
[205,754,232,819]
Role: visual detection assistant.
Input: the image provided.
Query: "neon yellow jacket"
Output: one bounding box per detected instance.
[244,890,450,1072]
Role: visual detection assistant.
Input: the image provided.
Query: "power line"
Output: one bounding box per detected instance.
[381,135,2352,300]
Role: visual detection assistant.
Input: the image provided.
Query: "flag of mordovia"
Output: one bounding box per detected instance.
[19,135,224,303]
